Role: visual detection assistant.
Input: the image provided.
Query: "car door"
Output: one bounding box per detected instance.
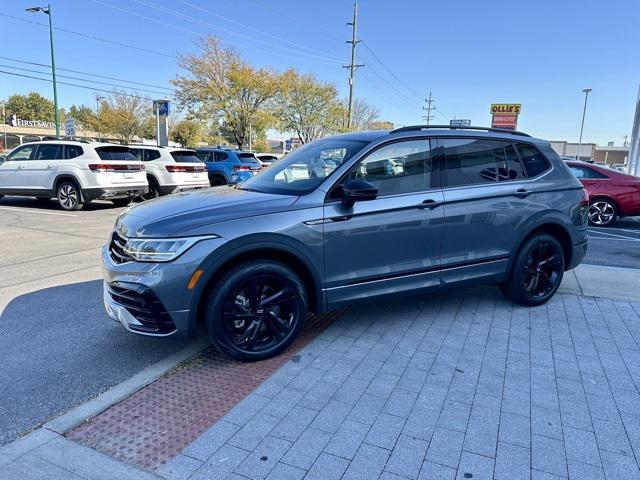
[29,143,62,191]
[0,143,38,191]
[323,139,444,304]
[438,137,535,285]
[568,164,606,196]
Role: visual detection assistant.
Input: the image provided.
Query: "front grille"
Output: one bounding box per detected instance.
[109,231,133,264]
[107,282,176,334]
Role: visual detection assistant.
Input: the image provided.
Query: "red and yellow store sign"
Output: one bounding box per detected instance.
[490,104,522,130]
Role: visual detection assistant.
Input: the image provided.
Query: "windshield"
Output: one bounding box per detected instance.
[171,150,203,163]
[239,139,368,195]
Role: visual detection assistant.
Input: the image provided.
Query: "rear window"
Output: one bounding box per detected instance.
[171,151,203,163]
[238,152,261,164]
[516,143,551,178]
[95,147,137,161]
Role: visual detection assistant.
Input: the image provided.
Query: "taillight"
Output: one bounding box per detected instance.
[580,188,589,207]
[88,163,144,172]
[165,165,207,173]
[233,165,251,171]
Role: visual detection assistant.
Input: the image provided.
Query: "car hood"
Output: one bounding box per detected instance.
[117,187,298,237]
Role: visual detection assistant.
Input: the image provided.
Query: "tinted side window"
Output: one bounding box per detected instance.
[196,151,211,162]
[130,148,143,161]
[65,145,83,159]
[441,139,521,187]
[214,151,228,162]
[35,144,62,160]
[145,149,161,161]
[516,143,551,177]
[7,144,37,161]
[348,140,432,196]
[570,166,607,179]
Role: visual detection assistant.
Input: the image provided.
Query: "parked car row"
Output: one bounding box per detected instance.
[0,140,281,211]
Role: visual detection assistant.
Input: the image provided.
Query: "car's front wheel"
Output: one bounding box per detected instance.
[56,180,83,211]
[500,233,565,306]
[205,260,307,361]
[588,198,617,227]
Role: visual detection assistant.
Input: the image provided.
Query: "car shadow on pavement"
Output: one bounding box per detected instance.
[0,196,126,211]
[0,279,192,447]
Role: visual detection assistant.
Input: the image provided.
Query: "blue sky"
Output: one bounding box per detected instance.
[1,0,638,144]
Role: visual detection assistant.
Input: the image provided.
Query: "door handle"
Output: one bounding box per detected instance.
[16,165,25,170]
[417,199,442,210]
[47,164,55,169]
[513,188,531,198]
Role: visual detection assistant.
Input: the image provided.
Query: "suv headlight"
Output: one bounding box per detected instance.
[123,235,219,262]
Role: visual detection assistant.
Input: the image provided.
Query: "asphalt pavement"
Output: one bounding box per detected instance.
[0,197,191,446]
[0,194,638,448]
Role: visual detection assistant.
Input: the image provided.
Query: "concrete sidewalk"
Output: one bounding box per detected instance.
[3,263,640,480]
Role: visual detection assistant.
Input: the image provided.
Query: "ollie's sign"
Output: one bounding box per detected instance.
[490,104,521,130]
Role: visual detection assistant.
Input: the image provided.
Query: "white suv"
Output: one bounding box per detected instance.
[128,146,209,199]
[0,140,147,210]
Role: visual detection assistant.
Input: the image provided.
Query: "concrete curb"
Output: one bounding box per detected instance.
[44,338,210,435]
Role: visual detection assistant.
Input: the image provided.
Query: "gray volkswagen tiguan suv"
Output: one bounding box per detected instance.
[103,126,588,361]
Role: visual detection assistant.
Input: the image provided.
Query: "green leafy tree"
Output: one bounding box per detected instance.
[173,36,280,149]
[67,105,97,129]
[276,69,344,144]
[98,91,152,143]
[170,119,202,147]
[5,92,59,122]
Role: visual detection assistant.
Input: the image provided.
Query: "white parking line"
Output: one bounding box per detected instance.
[589,236,640,242]
[0,206,78,217]
[590,226,640,235]
[588,229,640,241]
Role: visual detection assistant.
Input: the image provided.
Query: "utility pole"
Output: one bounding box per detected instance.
[422,92,435,126]
[576,88,592,160]
[343,1,364,130]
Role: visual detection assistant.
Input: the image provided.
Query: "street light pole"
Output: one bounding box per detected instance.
[576,88,592,161]
[26,4,59,139]
[95,96,105,141]
[1,101,6,151]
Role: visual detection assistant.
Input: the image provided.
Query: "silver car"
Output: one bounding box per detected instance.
[103,126,588,361]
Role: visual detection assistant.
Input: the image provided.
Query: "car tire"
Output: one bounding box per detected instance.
[500,233,565,307]
[588,198,618,227]
[111,198,132,207]
[210,175,227,187]
[205,260,307,361]
[140,177,160,201]
[56,180,83,211]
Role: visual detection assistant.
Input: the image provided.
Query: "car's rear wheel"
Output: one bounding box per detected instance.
[210,175,227,187]
[205,260,307,361]
[111,198,132,207]
[588,198,617,227]
[140,177,160,200]
[56,180,83,211]
[500,233,565,306]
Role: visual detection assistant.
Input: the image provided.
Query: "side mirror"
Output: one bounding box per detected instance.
[342,179,378,207]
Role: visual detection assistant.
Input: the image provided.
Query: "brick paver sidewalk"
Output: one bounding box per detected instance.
[160,287,640,480]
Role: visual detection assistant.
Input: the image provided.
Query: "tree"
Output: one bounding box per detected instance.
[173,36,280,149]
[98,92,152,143]
[276,69,344,144]
[5,92,58,122]
[349,98,381,130]
[252,136,271,153]
[67,105,97,129]
[170,119,202,147]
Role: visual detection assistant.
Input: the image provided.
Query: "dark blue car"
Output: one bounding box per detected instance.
[195,148,262,186]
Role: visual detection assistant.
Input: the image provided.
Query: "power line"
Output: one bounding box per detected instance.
[0,70,155,101]
[0,63,172,98]
[0,12,174,59]
[360,41,424,103]
[0,56,173,93]
[173,0,344,62]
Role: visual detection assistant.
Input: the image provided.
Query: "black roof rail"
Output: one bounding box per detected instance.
[390,125,531,137]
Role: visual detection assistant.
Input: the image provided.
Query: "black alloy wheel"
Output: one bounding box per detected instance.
[500,233,565,306]
[206,260,307,361]
[56,180,83,211]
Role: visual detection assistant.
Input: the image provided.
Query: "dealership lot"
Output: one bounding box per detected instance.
[0,197,191,446]
[0,194,639,451]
